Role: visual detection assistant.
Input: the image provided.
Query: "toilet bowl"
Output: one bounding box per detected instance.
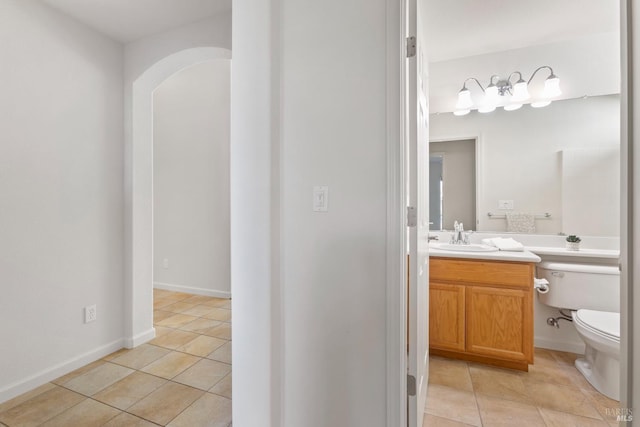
[572,309,620,400]
[536,262,620,400]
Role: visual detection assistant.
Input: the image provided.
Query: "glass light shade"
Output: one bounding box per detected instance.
[531,100,552,108]
[504,103,523,111]
[478,104,496,113]
[510,80,530,102]
[456,88,473,110]
[479,85,499,113]
[453,109,471,116]
[542,76,561,98]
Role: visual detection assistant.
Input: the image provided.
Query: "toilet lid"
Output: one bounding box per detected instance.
[575,309,620,340]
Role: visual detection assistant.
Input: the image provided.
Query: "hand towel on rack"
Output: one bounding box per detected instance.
[505,212,536,233]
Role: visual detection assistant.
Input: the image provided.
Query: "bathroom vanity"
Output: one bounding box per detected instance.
[428,247,541,371]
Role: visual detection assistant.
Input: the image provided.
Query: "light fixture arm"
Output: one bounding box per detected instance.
[507,71,524,85]
[461,77,486,93]
[527,65,555,84]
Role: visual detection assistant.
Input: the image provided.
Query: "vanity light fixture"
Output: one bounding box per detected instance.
[454,66,561,116]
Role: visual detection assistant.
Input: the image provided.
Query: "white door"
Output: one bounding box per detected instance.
[406,0,429,425]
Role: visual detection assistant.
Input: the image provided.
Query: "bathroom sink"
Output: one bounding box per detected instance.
[431,243,499,252]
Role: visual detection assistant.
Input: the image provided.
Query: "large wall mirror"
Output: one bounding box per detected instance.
[425,1,620,237]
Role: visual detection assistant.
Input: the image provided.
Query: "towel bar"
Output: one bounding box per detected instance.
[487,212,551,219]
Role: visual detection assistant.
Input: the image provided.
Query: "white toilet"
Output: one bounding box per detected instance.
[537,262,620,400]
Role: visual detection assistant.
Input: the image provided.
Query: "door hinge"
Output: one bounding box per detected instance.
[406,36,416,58]
[407,374,416,396]
[407,206,417,227]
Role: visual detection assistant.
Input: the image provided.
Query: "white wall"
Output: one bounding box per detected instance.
[0,0,124,401]
[232,0,395,425]
[153,61,231,297]
[430,95,620,236]
[123,13,231,345]
[280,0,388,425]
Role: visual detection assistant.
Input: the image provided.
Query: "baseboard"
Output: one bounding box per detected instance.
[124,327,156,349]
[0,338,124,404]
[154,281,231,299]
[534,337,586,355]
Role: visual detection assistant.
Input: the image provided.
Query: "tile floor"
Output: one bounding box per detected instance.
[0,291,622,427]
[424,348,621,427]
[0,289,232,427]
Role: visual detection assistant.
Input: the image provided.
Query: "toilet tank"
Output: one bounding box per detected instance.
[536,262,620,312]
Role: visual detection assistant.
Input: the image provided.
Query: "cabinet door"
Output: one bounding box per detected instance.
[466,286,533,362]
[429,282,465,351]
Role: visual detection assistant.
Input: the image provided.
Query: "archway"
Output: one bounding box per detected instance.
[126,47,232,347]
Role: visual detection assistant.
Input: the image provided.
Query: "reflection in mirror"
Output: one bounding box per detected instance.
[429,139,476,231]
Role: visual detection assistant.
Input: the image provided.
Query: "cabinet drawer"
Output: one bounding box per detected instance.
[430,258,533,288]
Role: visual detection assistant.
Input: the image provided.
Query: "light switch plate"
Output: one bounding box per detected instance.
[313,186,329,212]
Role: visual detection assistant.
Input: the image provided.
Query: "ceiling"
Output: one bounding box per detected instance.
[41,0,231,43]
[425,0,619,63]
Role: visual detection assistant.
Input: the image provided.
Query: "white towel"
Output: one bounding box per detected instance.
[505,212,536,233]
[481,237,525,252]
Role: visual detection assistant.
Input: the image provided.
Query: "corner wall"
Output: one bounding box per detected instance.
[0,0,124,402]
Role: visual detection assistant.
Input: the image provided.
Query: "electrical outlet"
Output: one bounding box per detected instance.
[163,258,169,269]
[498,200,514,210]
[85,305,97,323]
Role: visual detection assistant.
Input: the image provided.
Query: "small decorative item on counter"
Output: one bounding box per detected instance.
[566,235,581,251]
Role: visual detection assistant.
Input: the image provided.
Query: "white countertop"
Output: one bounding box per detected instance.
[524,246,620,259]
[428,242,542,263]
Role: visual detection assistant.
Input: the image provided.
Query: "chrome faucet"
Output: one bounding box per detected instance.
[450,221,470,244]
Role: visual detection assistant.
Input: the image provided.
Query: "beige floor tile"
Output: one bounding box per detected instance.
[182,304,216,317]
[550,350,581,367]
[173,359,232,391]
[150,329,199,350]
[202,308,232,322]
[63,362,134,396]
[51,359,106,385]
[0,382,56,414]
[102,347,131,362]
[207,341,232,364]
[581,385,622,423]
[153,325,174,337]
[162,302,198,314]
[533,348,561,368]
[167,392,232,427]
[209,373,232,398]
[178,335,227,357]
[110,343,171,370]
[476,394,545,427]
[215,300,231,309]
[141,351,201,379]
[429,357,473,391]
[153,297,175,309]
[422,414,475,426]
[0,386,85,427]
[522,363,576,388]
[425,384,481,426]
[539,408,610,426]
[102,412,159,427]
[40,398,121,427]
[182,295,218,305]
[128,382,204,425]
[526,381,603,419]
[469,364,529,404]
[199,297,230,307]
[156,313,200,328]
[93,371,167,410]
[179,318,223,333]
[204,323,231,340]
[154,310,175,322]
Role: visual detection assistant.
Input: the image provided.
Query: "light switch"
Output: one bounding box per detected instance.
[313,186,329,212]
[498,200,514,210]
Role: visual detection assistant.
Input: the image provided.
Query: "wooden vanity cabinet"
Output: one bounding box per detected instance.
[429,257,534,371]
